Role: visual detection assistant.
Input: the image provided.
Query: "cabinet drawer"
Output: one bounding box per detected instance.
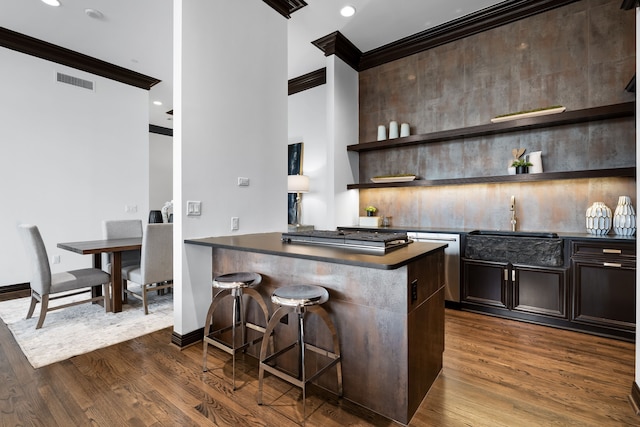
[571,240,636,261]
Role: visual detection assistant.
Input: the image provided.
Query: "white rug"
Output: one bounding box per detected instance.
[0,285,173,368]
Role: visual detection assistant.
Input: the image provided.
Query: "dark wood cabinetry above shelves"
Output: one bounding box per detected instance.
[348,102,635,190]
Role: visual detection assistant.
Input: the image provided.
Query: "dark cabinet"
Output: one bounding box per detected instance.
[462,259,567,319]
[512,264,567,318]
[571,240,636,333]
[463,259,508,309]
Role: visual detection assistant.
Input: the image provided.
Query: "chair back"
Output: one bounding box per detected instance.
[102,219,143,267]
[17,224,52,295]
[140,223,173,284]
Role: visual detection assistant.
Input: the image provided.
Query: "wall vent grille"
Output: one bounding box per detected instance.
[56,72,95,91]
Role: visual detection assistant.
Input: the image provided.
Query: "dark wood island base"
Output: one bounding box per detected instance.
[186,232,446,425]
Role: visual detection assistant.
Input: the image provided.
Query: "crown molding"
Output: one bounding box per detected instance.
[311,31,362,71]
[149,125,173,136]
[0,27,160,90]
[359,0,581,70]
[263,0,307,19]
[620,0,638,10]
[307,0,580,75]
[288,68,326,95]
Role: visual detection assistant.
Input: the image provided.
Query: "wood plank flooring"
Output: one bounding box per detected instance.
[0,309,637,426]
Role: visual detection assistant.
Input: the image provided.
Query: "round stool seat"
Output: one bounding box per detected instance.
[213,272,262,289]
[271,284,329,307]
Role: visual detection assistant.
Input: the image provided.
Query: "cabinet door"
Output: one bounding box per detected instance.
[512,265,568,318]
[572,259,636,331]
[462,259,508,309]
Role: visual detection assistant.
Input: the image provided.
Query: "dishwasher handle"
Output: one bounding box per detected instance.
[410,237,458,242]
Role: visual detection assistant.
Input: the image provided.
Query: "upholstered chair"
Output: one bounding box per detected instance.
[17,224,112,329]
[101,219,143,271]
[121,223,173,314]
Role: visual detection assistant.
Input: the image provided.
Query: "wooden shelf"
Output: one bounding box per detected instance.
[347,167,636,190]
[347,102,635,153]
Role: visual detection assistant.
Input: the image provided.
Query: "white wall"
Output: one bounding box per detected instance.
[149,132,173,211]
[288,84,329,228]
[287,57,360,231]
[0,47,148,286]
[326,56,360,229]
[173,0,287,335]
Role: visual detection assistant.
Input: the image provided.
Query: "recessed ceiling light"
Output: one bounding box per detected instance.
[153,101,163,106]
[340,5,356,17]
[85,8,104,19]
[41,0,61,6]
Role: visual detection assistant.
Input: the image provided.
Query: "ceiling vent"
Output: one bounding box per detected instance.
[56,71,95,91]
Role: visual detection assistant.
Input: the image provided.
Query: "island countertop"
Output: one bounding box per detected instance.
[185,231,447,270]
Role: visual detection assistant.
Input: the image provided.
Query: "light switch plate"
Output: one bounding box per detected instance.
[238,177,250,187]
[186,200,201,216]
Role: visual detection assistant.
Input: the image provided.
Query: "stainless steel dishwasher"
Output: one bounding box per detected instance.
[406,232,460,303]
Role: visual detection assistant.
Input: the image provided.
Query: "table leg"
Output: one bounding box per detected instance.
[91,253,104,304]
[111,251,123,313]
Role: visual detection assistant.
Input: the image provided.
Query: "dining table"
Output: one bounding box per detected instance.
[57,237,142,313]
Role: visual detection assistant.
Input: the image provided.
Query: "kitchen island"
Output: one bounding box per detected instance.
[185,232,446,425]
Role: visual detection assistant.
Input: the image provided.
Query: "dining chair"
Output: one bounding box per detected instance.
[121,223,173,314]
[17,224,112,329]
[101,219,143,270]
[102,219,143,302]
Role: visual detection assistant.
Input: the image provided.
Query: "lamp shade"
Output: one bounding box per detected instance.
[288,175,310,193]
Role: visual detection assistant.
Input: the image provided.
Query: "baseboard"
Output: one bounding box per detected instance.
[629,381,640,415]
[171,327,204,349]
[0,283,30,301]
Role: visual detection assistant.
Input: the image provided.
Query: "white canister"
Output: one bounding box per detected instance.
[400,123,410,137]
[377,125,387,141]
[389,121,399,139]
[527,151,543,173]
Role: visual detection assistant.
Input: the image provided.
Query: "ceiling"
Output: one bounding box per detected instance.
[1,0,505,130]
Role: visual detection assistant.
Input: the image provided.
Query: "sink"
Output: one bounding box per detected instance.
[469,230,558,238]
[466,231,563,267]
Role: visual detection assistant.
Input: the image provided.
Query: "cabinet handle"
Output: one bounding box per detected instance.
[504,269,508,281]
[603,262,622,268]
[603,248,622,254]
[512,270,516,282]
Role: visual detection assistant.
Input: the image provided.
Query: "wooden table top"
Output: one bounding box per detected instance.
[57,238,142,255]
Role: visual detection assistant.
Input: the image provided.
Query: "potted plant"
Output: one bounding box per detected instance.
[511,159,533,174]
[364,206,377,217]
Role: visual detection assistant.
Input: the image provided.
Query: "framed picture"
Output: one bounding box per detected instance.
[288,142,303,224]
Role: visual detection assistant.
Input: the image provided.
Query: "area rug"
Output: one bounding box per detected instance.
[0,285,173,368]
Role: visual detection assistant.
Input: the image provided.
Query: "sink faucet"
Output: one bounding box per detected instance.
[510,195,517,231]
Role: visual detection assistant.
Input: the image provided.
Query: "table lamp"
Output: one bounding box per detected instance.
[288,174,309,226]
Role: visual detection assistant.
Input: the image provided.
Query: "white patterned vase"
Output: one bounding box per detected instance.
[613,196,636,236]
[585,202,612,235]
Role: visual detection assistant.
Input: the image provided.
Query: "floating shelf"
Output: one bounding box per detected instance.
[347,102,635,153]
[347,167,636,190]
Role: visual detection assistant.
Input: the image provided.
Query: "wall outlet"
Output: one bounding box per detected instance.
[237,177,250,187]
[231,217,239,230]
[52,255,61,264]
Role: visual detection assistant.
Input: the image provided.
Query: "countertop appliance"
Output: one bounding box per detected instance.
[407,232,460,302]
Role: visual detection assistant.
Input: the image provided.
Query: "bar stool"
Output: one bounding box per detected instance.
[257,284,342,419]
[202,272,270,390]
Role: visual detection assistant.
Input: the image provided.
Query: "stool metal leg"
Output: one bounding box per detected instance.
[298,308,307,420]
[258,305,290,405]
[308,306,343,397]
[202,288,232,372]
[258,304,342,422]
[204,286,270,391]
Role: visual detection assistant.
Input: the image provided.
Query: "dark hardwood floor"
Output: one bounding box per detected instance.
[1,309,637,426]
